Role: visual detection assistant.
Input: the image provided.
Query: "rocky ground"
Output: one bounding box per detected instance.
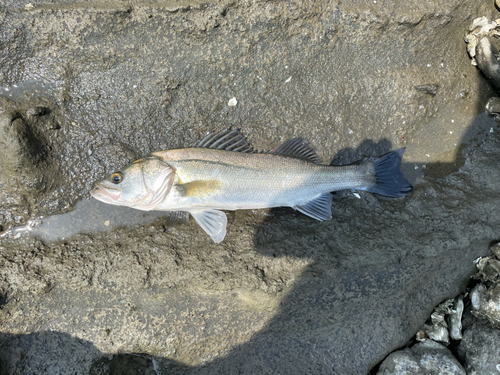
[1,0,500,373]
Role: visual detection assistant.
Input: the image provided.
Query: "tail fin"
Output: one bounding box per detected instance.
[363,148,413,198]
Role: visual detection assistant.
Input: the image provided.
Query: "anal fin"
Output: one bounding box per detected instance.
[189,209,227,243]
[167,211,190,222]
[293,193,332,221]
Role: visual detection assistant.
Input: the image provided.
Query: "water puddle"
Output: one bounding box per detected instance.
[0,80,59,101]
[2,199,169,243]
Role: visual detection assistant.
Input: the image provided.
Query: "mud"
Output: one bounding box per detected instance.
[1,0,500,373]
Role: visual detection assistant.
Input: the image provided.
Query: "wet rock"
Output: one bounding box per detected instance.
[89,353,158,375]
[376,340,465,375]
[1,0,500,373]
[0,113,45,190]
[456,320,500,374]
[0,331,101,374]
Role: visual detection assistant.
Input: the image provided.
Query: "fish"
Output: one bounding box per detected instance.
[90,128,412,243]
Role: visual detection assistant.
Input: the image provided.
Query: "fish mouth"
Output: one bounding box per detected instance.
[90,183,122,202]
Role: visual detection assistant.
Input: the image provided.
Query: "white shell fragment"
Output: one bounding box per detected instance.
[465,17,500,66]
[469,243,500,327]
[448,295,464,340]
[228,97,237,106]
[416,299,454,344]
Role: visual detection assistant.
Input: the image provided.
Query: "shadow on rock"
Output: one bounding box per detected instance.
[0,330,191,375]
[217,93,500,372]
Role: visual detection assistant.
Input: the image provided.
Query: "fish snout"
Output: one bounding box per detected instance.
[89,184,101,198]
[89,182,121,201]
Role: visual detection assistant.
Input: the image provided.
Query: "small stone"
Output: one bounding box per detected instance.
[47,122,60,130]
[228,97,237,106]
[470,282,500,327]
[26,107,46,117]
[491,243,500,260]
[418,323,450,344]
[377,340,465,375]
[448,295,464,340]
[415,84,438,96]
[475,256,500,282]
[486,97,500,116]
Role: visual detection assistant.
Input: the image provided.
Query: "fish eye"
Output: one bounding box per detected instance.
[111,171,124,184]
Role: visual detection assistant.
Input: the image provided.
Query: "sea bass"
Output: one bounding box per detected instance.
[90,128,412,243]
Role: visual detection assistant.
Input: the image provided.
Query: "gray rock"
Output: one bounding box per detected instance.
[377,340,465,375]
[0,0,500,374]
[0,331,101,375]
[456,320,500,375]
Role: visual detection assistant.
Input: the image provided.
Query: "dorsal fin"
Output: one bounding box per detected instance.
[269,138,323,164]
[193,128,253,153]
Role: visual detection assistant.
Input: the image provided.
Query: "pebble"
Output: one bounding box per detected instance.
[377,339,465,375]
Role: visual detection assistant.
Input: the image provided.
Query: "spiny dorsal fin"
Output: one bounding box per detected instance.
[269,138,323,164]
[193,128,253,153]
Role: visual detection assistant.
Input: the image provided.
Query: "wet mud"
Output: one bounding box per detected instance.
[1,0,500,373]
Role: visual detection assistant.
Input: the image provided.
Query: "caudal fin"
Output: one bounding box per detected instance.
[363,148,413,198]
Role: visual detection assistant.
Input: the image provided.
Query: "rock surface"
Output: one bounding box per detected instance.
[0,0,500,374]
[456,320,500,375]
[376,339,465,375]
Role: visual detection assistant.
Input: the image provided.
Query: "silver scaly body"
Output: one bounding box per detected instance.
[91,129,412,243]
[153,148,374,211]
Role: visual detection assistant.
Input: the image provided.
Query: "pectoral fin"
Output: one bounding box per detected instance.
[176,180,222,197]
[190,209,227,243]
[293,193,332,221]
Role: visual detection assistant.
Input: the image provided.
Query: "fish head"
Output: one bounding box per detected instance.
[90,156,175,211]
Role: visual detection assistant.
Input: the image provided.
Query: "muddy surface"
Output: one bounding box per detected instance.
[1,0,500,373]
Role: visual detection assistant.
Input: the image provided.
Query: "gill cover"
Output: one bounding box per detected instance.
[132,156,176,210]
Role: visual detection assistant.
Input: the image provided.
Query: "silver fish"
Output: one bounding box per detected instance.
[90,128,412,243]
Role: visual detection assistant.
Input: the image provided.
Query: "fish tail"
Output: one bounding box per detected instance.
[362,148,413,197]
